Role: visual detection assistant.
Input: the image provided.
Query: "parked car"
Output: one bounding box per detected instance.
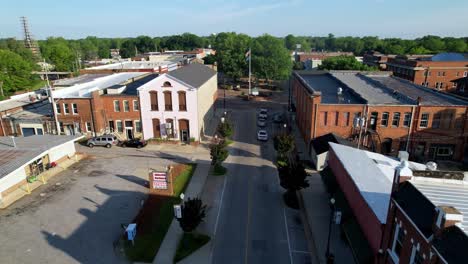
[87,135,118,148]
[257,118,267,127]
[257,130,268,141]
[258,108,268,119]
[273,113,284,123]
[121,138,147,149]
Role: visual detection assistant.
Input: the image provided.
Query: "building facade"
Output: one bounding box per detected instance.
[291,70,468,163]
[138,63,217,143]
[386,53,468,92]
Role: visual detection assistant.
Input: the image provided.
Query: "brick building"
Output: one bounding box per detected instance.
[52,73,157,139]
[363,52,397,70]
[386,53,468,93]
[297,52,354,70]
[291,70,468,163]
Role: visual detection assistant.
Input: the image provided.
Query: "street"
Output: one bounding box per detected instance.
[211,91,311,264]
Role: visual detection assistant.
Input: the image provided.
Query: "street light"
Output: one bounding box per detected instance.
[325,197,336,262]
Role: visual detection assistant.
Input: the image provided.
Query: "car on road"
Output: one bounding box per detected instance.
[257,118,267,127]
[273,113,284,123]
[87,135,119,148]
[120,138,147,149]
[257,130,268,141]
[258,108,268,119]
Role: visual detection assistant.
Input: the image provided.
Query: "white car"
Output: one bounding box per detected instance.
[257,119,266,127]
[258,113,268,119]
[257,130,268,141]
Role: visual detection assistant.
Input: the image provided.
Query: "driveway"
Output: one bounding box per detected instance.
[0,145,191,264]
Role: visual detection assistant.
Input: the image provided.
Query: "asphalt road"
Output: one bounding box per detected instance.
[211,95,311,264]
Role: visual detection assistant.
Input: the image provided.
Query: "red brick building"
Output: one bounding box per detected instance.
[291,70,468,163]
[386,53,468,92]
[53,73,157,139]
[363,52,397,70]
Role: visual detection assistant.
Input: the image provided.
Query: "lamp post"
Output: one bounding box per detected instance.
[325,197,336,262]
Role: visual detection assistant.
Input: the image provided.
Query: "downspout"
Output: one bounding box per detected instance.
[405,106,416,152]
[313,100,318,139]
[89,98,97,137]
[137,90,144,139]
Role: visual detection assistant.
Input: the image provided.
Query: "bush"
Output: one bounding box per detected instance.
[274,134,295,155]
[217,122,233,138]
[177,197,207,233]
[210,141,229,166]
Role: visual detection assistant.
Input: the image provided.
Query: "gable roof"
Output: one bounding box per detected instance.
[311,133,355,155]
[167,63,216,88]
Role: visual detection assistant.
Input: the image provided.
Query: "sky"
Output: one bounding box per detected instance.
[1,0,468,39]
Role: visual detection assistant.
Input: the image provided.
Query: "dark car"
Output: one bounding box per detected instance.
[273,113,284,123]
[121,139,147,149]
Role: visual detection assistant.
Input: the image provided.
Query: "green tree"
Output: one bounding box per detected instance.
[274,134,295,155]
[177,197,207,233]
[419,35,445,53]
[217,121,233,138]
[214,32,251,80]
[325,33,336,51]
[278,157,309,209]
[203,54,217,65]
[318,56,377,71]
[135,35,156,53]
[0,50,39,96]
[210,140,229,167]
[120,39,137,58]
[40,37,76,71]
[252,34,292,81]
[445,38,467,53]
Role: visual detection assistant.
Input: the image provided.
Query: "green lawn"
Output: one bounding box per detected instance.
[124,163,197,262]
[174,232,211,263]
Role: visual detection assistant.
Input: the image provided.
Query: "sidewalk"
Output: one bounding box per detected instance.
[152,160,211,264]
[299,174,355,264]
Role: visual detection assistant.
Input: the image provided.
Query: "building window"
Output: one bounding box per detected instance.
[165,119,174,138]
[123,100,130,112]
[442,71,446,76]
[455,114,463,129]
[85,122,92,132]
[391,225,405,260]
[150,91,158,111]
[108,120,114,132]
[334,112,339,126]
[464,71,468,77]
[116,120,123,133]
[432,113,441,128]
[164,91,173,111]
[72,103,78,114]
[114,100,120,112]
[381,112,389,127]
[133,100,139,111]
[178,91,187,111]
[59,122,64,134]
[63,103,70,114]
[56,103,61,114]
[135,120,142,133]
[320,111,328,126]
[342,112,350,127]
[443,112,453,129]
[456,72,460,77]
[392,112,400,127]
[163,81,172,87]
[452,82,457,88]
[403,112,411,127]
[420,113,429,128]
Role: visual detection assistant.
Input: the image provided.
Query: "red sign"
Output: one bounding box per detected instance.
[152,172,168,189]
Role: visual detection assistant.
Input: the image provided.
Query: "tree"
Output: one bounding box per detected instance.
[292,61,304,70]
[217,121,233,138]
[177,197,207,233]
[278,158,309,209]
[274,134,295,155]
[445,38,467,53]
[135,35,156,53]
[210,141,228,166]
[252,34,292,81]
[0,50,39,96]
[318,56,377,71]
[214,32,251,80]
[203,54,217,65]
[419,35,445,53]
[40,37,77,71]
[120,39,137,58]
[325,33,336,51]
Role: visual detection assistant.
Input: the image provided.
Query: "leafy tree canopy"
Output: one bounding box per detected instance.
[318,56,378,71]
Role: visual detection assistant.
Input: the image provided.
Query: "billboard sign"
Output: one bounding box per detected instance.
[152,172,168,189]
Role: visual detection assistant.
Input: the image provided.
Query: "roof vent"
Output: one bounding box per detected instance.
[426,161,438,171]
[396,160,413,178]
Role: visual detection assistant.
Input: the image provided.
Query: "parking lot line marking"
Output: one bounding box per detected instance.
[292,250,311,254]
[283,208,294,264]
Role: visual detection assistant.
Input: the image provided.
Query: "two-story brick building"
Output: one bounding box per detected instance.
[386,53,468,92]
[291,70,468,163]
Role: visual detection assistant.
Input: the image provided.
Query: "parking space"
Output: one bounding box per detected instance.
[0,144,181,264]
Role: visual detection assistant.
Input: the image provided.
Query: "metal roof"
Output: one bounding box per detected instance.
[429,53,468,62]
[167,63,217,88]
[410,178,468,235]
[0,135,80,178]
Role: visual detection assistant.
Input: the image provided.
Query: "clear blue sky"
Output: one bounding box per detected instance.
[2,0,467,39]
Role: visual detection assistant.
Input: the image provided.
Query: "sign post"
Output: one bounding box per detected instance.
[152,171,168,190]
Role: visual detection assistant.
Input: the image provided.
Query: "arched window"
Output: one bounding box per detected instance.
[163,81,172,87]
[149,91,158,111]
[178,91,187,111]
[163,91,173,111]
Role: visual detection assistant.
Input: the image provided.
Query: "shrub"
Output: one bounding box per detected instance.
[210,141,229,167]
[177,197,207,233]
[217,122,233,138]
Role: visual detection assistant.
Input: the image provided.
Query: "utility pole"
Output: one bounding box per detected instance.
[44,60,60,135]
[248,48,252,96]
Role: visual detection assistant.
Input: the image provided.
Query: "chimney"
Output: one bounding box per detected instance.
[396,160,413,183]
[432,206,464,236]
[417,96,422,105]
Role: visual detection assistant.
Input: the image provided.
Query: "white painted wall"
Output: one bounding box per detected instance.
[49,141,76,161]
[196,75,217,137]
[0,166,27,198]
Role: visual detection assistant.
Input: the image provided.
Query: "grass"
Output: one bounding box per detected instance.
[225,139,234,145]
[123,163,197,262]
[174,232,211,263]
[212,164,227,176]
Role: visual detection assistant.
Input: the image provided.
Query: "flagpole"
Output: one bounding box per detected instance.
[248,48,251,95]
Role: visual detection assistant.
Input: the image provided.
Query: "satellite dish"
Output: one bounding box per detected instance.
[426,161,437,171]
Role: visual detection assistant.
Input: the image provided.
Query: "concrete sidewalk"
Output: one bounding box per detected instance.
[299,174,355,264]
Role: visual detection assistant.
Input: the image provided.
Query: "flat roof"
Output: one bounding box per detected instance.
[0,135,80,178]
[410,178,468,235]
[330,143,426,223]
[295,71,468,106]
[85,57,185,70]
[53,74,111,87]
[8,100,53,120]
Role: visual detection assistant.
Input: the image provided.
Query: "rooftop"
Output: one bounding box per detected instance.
[85,56,187,70]
[0,135,80,178]
[410,177,468,234]
[8,100,53,121]
[311,133,355,155]
[424,52,468,62]
[167,63,217,88]
[104,74,158,96]
[329,143,427,223]
[52,74,111,87]
[295,71,468,106]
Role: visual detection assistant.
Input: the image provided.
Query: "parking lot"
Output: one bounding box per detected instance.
[0,143,204,264]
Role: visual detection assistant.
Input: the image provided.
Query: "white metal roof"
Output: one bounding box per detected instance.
[329,143,426,223]
[410,178,468,234]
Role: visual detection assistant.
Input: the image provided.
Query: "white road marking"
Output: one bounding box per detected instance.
[283,208,294,264]
[213,171,228,237]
